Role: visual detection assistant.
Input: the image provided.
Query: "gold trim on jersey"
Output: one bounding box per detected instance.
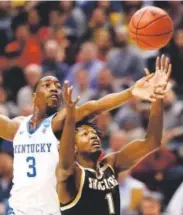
[107,164,115,174]
[82,167,96,172]
[60,167,85,211]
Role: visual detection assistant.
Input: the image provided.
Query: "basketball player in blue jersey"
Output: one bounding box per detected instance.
[0,55,168,214]
[56,57,171,215]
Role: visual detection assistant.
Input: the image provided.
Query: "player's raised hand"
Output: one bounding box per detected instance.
[63,81,80,115]
[144,54,172,100]
[132,54,172,102]
[144,54,172,86]
[131,73,165,102]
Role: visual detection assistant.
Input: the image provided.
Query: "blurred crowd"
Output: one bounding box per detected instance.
[1,1,183,215]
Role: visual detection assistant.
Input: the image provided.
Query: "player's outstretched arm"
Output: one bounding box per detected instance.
[52,84,136,132]
[0,115,24,141]
[57,84,79,180]
[74,74,157,122]
[75,55,170,122]
[53,55,169,132]
[103,98,163,174]
[103,56,172,175]
[56,84,81,203]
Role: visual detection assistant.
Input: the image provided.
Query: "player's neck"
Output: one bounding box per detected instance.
[30,106,48,130]
[76,154,99,171]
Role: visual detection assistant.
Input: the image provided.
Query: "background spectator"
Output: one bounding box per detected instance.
[139,193,163,215]
[17,63,42,113]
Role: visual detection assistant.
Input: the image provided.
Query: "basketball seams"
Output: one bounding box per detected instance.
[131,37,156,48]
[129,30,173,37]
[131,17,137,29]
[129,7,173,49]
[137,14,167,30]
[136,9,148,47]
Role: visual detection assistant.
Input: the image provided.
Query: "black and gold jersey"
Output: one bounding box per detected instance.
[60,163,120,215]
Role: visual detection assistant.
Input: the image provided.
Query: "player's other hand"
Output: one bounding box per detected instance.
[63,81,80,117]
[145,54,171,86]
[145,55,171,86]
[145,54,172,100]
[132,55,172,102]
[131,74,159,102]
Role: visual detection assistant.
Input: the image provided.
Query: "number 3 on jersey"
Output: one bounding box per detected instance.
[26,156,37,177]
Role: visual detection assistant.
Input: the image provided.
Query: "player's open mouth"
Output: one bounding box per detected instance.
[91,140,101,147]
[50,94,59,100]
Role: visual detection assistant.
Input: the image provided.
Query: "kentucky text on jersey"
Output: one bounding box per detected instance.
[88,175,118,190]
[14,143,52,154]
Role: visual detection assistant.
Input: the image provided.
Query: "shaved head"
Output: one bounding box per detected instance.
[32,75,62,115]
[33,76,60,93]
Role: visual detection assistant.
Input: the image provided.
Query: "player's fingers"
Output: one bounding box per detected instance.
[159,89,168,95]
[63,81,69,99]
[151,91,164,99]
[154,89,167,95]
[63,80,69,94]
[68,86,73,102]
[153,84,168,96]
[162,55,166,70]
[144,73,154,81]
[156,56,160,71]
[149,95,156,102]
[144,96,155,102]
[160,54,165,71]
[64,80,68,89]
[144,68,150,76]
[153,94,165,99]
[73,96,80,105]
[166,64,172,81]
[154,83,167,89]
[164,57,169,73]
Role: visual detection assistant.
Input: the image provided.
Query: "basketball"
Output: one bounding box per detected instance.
[129,6,173,50]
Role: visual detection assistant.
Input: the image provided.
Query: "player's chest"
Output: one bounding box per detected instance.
[13,131,59,156]
[86,171,118,192]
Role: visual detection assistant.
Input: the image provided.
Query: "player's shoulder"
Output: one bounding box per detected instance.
[11,116,26,132]
[3,116,26,141]
[52,109,66,132]
[99,160,115,174]
[12,116,26,123]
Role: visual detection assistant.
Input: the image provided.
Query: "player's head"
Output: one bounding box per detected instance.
[32,76,62,115]
[75,120,102,161]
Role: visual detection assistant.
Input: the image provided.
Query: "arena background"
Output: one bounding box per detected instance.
[0,1,183,214]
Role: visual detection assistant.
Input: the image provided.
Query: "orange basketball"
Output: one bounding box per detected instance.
[129,6,173,50]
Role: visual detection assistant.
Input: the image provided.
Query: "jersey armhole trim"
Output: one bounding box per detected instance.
[107,164,115,174]
[60,166,85,211]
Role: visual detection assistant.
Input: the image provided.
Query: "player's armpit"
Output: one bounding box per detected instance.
[56,163,75,183]
[56,163,82,204]
[102,139,158,175]
[0,115,24,141]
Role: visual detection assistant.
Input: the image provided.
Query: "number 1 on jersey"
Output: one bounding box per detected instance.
[105,192,115,214]
[26,156,37,177]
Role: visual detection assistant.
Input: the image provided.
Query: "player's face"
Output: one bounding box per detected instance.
[35,76,62,112]
[75,125,102,157]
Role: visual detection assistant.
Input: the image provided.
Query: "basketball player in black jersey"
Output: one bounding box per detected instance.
[56,58,171,215]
